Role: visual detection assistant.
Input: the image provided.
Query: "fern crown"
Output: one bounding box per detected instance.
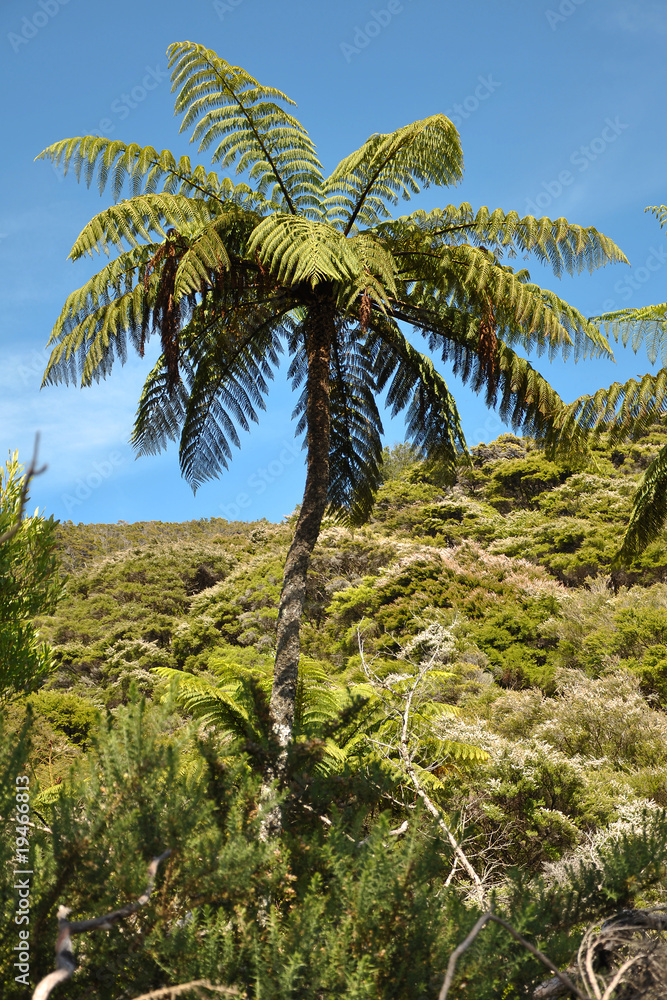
[37,41,627,521]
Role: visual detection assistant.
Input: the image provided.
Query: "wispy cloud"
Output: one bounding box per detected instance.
[0,352,155,489]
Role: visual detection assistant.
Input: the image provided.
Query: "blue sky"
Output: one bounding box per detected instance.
[1,0,666,525]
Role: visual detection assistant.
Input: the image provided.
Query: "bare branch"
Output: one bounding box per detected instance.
[358,632,486,902]
[488,915,587,1000]
[439,911,587,1000]
[438,911,493,1000]
[127,981,239,1000]
[32,850,171,1000]
[0,434,47,546]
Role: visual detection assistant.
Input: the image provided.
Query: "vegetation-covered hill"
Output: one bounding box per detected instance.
[37,425,667,702]
[9,430,667,999]
[21,427,667,840]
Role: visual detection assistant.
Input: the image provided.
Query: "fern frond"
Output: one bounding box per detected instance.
[168,41,323,216]
[175,309,286,490]
[325,115,463,233]
[617,442,667,560]
[395,242,612,362]
[42,245,158,386]
[173,219,232,298]
[404,308,567,440]
[37,137,227,202]
[130,356,189,455]
[369,316,467,472]
[156,667,264,743]
[248,215,364,287]
[593,303,667,365]
[549,370,667,454]
[291,324,384,521]
[382,204,627,276]
[294,659,343,732]
[69,193,215,259]
[648,204,667,227]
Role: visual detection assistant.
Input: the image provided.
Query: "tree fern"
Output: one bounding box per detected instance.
[550,202,667,557]
[39,40,627,754]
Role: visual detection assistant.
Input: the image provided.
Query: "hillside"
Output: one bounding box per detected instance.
[26,429,667,783]
[38,425,667,693]
[9,429,667,998]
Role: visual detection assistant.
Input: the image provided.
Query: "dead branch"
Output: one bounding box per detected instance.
[358,633,486,903]
[533,909,667,999]
[0,434,47,546]
[32,850,171,1000]
[439,910,587,1000]
[127,981,239,999]
[395,660,486,905]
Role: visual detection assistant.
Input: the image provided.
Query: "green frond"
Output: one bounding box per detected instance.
[369,317,468,471]
[383,204,627,277]
[325,115,463,233]
[550,370,667,454]
[168,41,323,216]
[397,242,612,362]
[42,245,156,386]
[648,204,667,227]
[617,442,667,561]
[405,309,567,441]
[36,136,228,202]
[593,303,667,365]
[157,659,343,747]
[493,341,566,439]
[131,356,189,455]
[248,215,364,288]
[291,324,385,521]
[155,667,264,743]
[173,220,232,298]
[294,659,343,731]
[131,313,281,488]
[176,313,284,490]
[69,193,215,259]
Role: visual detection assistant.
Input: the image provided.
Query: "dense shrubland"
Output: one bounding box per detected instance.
[6,430,667,997]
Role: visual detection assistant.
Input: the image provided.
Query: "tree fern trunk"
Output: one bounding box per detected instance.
[269,290,334,749]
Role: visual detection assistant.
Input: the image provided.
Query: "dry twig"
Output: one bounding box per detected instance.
[32,850,171,1000]
[439,910,586,1000]
[358,634,486,905]
[128,981,239,999]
